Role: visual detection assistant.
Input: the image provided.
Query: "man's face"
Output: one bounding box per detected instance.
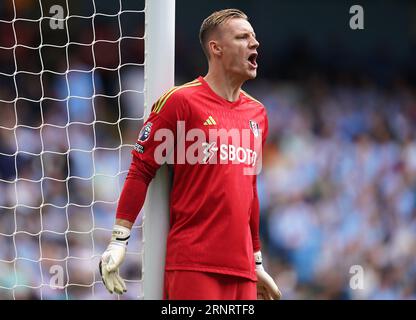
[214,18,259,81]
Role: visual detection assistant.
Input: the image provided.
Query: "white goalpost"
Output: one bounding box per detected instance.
[143,0,175,300]
[0,0,174,299]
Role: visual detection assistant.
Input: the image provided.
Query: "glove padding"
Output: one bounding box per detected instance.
[255,251,282,300]
[99,225,130,294]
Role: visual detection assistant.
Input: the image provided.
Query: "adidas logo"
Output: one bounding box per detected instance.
[204,116,217,126]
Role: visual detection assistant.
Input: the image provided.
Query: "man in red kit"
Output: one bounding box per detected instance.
[99,8,281,300]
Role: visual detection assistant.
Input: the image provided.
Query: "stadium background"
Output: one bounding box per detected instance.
[1,0,416,299]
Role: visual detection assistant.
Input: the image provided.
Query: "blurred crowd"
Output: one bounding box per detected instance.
[1,1,416,300]
[255,76,416,299]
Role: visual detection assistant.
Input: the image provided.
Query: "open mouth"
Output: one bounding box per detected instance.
[248,53,258,68]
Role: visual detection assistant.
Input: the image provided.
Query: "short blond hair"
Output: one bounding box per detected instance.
[199,9,248,60]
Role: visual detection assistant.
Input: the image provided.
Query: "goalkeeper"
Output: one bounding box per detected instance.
[100,8,281,300]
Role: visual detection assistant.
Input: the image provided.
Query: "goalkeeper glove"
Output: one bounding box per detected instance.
[99,225,130,294]
[255,251,282,300]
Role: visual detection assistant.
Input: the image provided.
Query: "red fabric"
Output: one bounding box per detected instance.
[116,76,268,281]
[164,270,257,300]
[116,169,148,222]
[250,175,261,252]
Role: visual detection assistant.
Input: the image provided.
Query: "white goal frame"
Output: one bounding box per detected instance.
[143,0,175,300]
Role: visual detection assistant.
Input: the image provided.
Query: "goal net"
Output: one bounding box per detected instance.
[0,0,173,299]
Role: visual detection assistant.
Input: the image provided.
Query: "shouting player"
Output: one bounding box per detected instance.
[99,8,281,300]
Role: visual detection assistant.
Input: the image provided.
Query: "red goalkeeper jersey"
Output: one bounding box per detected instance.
[116,76,268,281]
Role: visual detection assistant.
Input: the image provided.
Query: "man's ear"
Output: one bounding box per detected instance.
[208,40,222,58]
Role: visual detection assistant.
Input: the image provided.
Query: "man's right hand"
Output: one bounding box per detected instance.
[99,225,130,294]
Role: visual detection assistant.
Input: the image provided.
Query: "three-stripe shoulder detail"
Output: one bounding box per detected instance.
[152,80,202,113]
[241,90,263,106]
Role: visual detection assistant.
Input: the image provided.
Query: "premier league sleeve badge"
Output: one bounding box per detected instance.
[138,122,153,142]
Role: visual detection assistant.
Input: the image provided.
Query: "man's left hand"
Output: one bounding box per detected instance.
[255,251,282,300]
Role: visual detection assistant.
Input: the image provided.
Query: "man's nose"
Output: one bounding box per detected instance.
[250,37,259,49]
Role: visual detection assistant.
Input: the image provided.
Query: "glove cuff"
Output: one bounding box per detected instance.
[254,251,264,271]
[110,225,131,246]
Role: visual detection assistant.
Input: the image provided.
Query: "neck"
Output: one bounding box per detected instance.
[203,67,244,102]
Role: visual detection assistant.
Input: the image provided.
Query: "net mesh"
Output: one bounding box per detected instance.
[0,0,146,299]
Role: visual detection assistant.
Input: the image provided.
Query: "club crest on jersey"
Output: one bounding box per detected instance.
[249,120,259,137]
[138,122,152,142]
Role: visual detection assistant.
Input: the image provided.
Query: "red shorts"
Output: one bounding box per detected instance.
[163,270,257,300]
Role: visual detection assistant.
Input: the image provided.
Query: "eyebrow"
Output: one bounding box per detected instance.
[237,30,256,38]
